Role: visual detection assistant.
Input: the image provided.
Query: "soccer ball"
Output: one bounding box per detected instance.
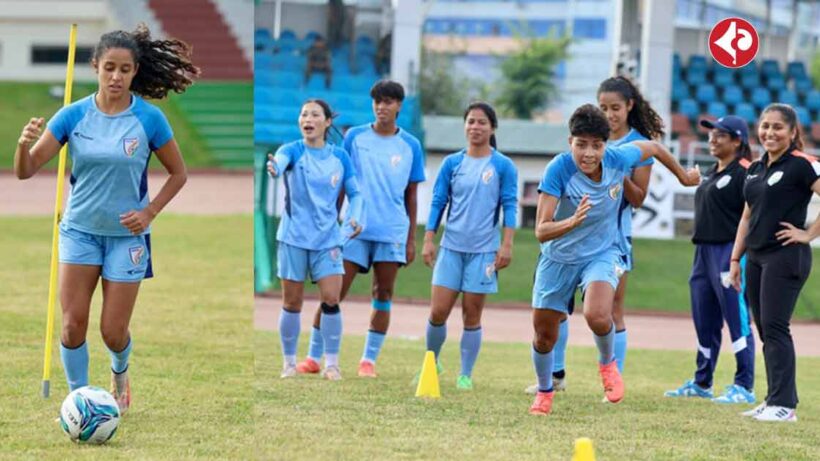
[59,386,120,444]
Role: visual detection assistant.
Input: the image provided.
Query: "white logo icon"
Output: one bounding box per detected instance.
[716,175,732,189]
[330,172,340,188]
[481,169,494,184]
[767,171,784,186]
[390,155,401,168]
[714,21,754,65]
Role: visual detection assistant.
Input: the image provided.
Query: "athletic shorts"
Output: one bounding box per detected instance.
[532,247,622,313]
[277,242,344,282]
[432,247,497,294]
[59,224,153,282]
[343,238,406,273]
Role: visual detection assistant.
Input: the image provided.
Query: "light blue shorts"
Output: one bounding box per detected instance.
[59,225,153,282]
[432,247,498,294]
[343,238,406,273]
[620,236,633,272]
[532,248,622,312]
[277,242,344,282]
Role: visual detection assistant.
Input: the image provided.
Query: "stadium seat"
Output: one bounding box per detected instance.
[765,75,786,92]
[735,102,757,125]
[794,78,813,95]
[688,55,708,71]
[305,31,321,41]
[705,101,728,119]
[686,67,707,86]
[740,73,759,90]
[760,59,780,78]
[787,61,807,81]
[712,66,735,88]
[751,87,771,110]
[776,89,798,106]
[722,85,743,108]
[679,99,699,121]
[255,28,272,42]
[805,90,820,112]
[795,106,811,128]
[279,29,297,40]
[671,82,689,103]
[695,84,717,105]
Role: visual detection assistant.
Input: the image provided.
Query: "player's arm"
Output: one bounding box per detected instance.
[534,193,590,243]
[404,182,419,266]
[14,117,62,180]
[495,160,518,270]
[119,139,187,235]
[267,151,290,178]
[624,164,652,207]
[632,141,700,187]
[775,177,820,246]
[728,203,751,292]
[423,159,452,267]
[343,176,364,239]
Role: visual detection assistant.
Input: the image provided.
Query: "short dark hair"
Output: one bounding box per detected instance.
[569,104,610,141]
[369,80,405,102]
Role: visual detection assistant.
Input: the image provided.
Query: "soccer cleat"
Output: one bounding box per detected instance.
[528,390,555,415]
[524,375,566,395]
[110,370,131,414]
[712,384,756,404]
[456,375,473,391]
[280,365,297,379]
[357,360,377,378]
[598,361,624,403]
[323,365,343,381]
[741,402,767,417]
[295,357,321,374]
[754,405,797,422]
[664,380,713,399]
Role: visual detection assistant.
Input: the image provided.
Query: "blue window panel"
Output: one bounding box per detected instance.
[573,18,606,40]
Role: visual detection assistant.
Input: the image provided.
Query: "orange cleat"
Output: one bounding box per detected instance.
[529,390,555,416]
[295,357,321,374]
[599,361,624,403]
[357,360,377,378]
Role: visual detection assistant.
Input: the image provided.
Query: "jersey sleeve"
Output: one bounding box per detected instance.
[408,135,426,183]
[426,155,454,232]
[538,154,572,197]
[796,154,820,190]
[609,144,643,171]
[46,100,87,145]
[500,157,519,228]
[336,146,357,183]
[147,108,174,151]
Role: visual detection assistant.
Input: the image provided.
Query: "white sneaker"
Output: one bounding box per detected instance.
[524,377,565,395]
[323,366,343,381]
[754,405,797,422]
[280,365,297,378]
[740,402,767,417]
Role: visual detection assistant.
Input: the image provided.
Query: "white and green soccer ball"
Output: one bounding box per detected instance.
[59,386,120,444]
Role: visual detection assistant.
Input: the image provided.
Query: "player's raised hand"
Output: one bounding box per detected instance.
[18,117,44,148]
[266,153,279,177]
[571,195,591,228]
[681,167,701,186]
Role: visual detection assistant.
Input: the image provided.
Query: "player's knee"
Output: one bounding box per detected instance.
[100,324,128,350]
[429,308,448,325]
[282,294,303,311]
[584,309,611,332]
[321,292,340,306]
[320,302,341,315]
[372,286,393,301]
[61,317,88,347]
[533,335,555,353]
[461,309,482,329]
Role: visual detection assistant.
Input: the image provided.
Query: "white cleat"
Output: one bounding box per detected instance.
[280,365,297,379]
[740,402,767,417]
[754,405,797,422]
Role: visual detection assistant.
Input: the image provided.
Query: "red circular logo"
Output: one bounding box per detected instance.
[708,17,759,68]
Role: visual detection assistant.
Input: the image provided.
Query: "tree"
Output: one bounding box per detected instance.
[497,34,571,119]
[418,49,471,116]
[811,50,820,89]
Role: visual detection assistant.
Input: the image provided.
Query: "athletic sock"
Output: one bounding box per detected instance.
[279,308,301,367]
[60,341,89,391]
[361,330,386,364]
[614,329,627,373]
[553,318,569,373]
[108,337,132,374]
[425,320,447,360]
[459,327,482,377]
[594,323,616,365]
[532,345,555,393]
[307,326,323,362]
[320,304,342,367]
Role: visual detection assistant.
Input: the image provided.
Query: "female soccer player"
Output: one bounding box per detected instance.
[665,115,756,404]
[14,25,198,413]
[421,102,518,390]
[729,104,820,422]
[528,104,699,415]
[268,99,363,381]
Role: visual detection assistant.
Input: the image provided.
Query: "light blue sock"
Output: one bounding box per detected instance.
[361,330,386,363]
[532,346,554,393]
[279,308,301,365]
[594,323,616,365]
[307,326,323,361]
[108,337,132,374]
[459,327,482,377]
[320,310,343,355]
[425,320,447,360]
[614,329,627,373]
[60,341,89,391]
[552,319,569,373]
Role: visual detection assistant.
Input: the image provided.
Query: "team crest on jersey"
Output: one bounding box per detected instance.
[330,172,340,188]
[329,248,340,261]
[484,263,496,279]
[390,155,402,168]
[481,168,494,184]
[767,171,784,186]
[129,246,145,266]
[608,183,622,200]
[614,263,626,279]
[122,138,139,157]
[716,175,732,189]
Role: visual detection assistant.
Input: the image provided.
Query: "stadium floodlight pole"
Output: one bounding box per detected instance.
[42,23,78,398]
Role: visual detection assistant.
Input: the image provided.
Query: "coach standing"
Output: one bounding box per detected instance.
[729,104,820,422]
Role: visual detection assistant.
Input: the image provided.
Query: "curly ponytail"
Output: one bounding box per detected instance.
[93,24,200,99]
[597,76,665,141]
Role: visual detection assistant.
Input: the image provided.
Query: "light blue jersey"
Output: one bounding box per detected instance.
[427,149,518,253]
[609,128,653,258]
[538,144,643,264]
[275,140,362,250]
[47,94,173,236]
[343,125,425,244]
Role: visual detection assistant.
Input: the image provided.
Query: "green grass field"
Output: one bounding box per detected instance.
[0,215,252,459]
[257,332,820,460]
[0,82,215,169]
[331,228,820,320]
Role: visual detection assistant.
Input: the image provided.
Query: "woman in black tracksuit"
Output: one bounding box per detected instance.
[729,103,820,422]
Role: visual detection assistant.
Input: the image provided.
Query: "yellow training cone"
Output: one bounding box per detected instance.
[571,438,595,461]
[414,351,440,398]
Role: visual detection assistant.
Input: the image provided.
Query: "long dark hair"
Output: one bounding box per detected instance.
[93,24,200,99]
[463,101,498,149]
[597,76,665,140]
[761,103,805,151]
[735,139,753,161]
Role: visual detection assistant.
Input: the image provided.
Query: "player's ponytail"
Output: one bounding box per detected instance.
[93,23,200,99]
[464,101,499,149]
[598,76,665,141]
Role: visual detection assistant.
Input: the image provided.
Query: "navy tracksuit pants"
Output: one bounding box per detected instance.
[689,243,755,390]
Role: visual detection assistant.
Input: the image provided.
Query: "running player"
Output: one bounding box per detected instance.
[528,104,699,415]
[13,25,199,413]
[296,80,425,378]
[421,102,518,390]
[665,115,756,404]
[268,99,363,381]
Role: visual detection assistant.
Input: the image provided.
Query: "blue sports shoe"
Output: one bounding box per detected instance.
[712,384,756,404]
[664,380,713,398]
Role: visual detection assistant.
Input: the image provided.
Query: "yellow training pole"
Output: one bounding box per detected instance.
[42,23,77,398]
